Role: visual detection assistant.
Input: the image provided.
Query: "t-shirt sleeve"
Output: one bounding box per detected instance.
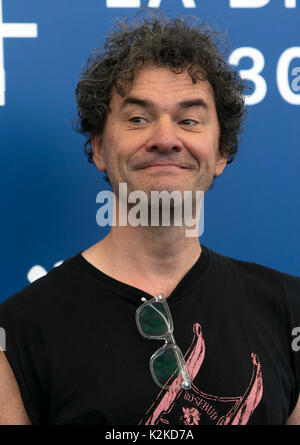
[0,282,51,425]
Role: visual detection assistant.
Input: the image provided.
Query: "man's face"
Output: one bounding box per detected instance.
[92,65,227,197]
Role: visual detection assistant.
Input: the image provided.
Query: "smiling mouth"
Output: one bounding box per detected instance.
[141,164,189,170]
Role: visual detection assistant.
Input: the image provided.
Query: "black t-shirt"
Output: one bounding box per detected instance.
[0,245,300,425]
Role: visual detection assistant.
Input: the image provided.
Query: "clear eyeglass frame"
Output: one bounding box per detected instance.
[135,294,191,391]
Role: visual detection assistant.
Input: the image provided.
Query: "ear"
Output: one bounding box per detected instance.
[214,152,228,178]
[91,134,106,172]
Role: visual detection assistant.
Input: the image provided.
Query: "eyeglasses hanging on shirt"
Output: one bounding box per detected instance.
[135,294,191,391]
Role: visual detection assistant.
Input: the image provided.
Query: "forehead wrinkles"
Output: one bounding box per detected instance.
[131,69,207,95]
[123,83,214,115]
[109,67,217,114]
[132,82,202,99]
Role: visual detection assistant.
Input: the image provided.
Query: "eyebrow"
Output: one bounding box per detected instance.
[120,96,209,112]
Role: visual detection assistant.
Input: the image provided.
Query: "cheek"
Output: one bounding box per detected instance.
[188,137,219,165]
[102,138,129,178]
[102,134,118,163]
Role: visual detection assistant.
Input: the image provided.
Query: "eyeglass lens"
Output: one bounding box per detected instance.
[138,301,170,337]
[152,346,182,388]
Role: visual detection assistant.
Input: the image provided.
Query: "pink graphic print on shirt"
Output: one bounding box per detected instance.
[139,323,263,425]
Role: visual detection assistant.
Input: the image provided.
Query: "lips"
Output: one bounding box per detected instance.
[134,162,192,170]
[142,163,187,169]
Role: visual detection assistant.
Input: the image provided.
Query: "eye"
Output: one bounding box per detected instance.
[180,119,199,126]
[129,116,148,124]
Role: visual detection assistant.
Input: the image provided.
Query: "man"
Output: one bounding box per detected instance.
[0,12,299,425]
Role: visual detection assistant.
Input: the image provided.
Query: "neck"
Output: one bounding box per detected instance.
[84,222,201,298]
[83,191,203,297]
[111,223,201,274]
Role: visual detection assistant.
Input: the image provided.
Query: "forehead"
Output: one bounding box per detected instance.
[111,65,216,110]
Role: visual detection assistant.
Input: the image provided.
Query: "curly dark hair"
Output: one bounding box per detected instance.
[75,9,247,166]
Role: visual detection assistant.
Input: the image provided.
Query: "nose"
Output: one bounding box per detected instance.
[145,117,183,153]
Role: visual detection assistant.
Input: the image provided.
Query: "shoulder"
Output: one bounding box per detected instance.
[2,253,80,305]
[0,252,90,335]
[206,245,300,285]
[205,246,300,311]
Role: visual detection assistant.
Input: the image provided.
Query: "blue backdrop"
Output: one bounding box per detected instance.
[1,0,299,302]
